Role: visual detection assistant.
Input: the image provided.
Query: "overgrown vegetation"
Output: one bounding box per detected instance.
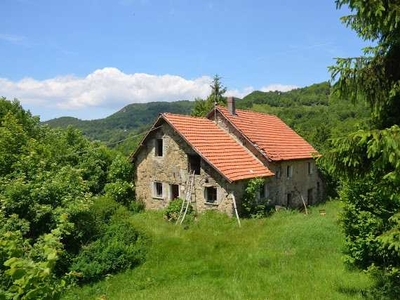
[164,198,194,225]
[242,178,271,218]
[64,201,372,300]
[0,98,147,298]
[327,0,400,298]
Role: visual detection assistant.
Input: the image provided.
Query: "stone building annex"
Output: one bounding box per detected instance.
[131,98,323,216]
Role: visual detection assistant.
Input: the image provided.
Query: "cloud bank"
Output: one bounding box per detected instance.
[0,67,298,117]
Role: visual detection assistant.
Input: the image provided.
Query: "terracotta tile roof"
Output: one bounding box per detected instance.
[216,106,318,161]
[162,113,273,182]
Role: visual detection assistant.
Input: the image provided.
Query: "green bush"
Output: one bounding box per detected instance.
[164,198,193,224]
[128,199,145,214]
[104,180,135,206]
[70,219,148,283]
[242,178,271,218]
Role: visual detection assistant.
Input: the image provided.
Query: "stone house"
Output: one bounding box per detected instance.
[131,98,323,216]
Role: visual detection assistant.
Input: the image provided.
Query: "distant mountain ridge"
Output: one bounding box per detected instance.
[44,82,330,137]
[44,81,369,156]
[44,100,194,141]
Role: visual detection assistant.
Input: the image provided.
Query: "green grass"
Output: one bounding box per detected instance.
[63,201,371,300]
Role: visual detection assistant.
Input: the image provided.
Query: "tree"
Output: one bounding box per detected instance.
[329,1,400,297]
[0,98,144,297]
[191,74,227,117]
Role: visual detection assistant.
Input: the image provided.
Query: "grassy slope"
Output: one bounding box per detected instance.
[64,201,371,300]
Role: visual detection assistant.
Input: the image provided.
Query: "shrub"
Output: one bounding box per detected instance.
[104,180,135,206]
[164,198,193,224]
[242,178,271,218]
[70,219,148,283]
[128,199,145,214]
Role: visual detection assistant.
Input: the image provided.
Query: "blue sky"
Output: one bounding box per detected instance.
[0,0,367,120]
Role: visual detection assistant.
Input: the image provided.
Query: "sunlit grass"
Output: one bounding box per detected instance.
[63,201,371,299]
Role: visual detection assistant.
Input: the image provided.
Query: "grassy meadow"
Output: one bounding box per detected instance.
[64,201,372,300]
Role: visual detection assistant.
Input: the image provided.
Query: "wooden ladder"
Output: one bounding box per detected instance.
[176,171,195,225]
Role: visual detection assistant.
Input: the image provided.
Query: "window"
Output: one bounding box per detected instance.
[286,193,292,207]
[155,139,163,157]
[205,187,217,203]
[308,162,313,175]
[286,165,293,178]
[259,184,266,199]
[188,154,201,175]
[153,182,163,198]
[275,166,281,179]
[307,188,313,205]
[170,184,179,200]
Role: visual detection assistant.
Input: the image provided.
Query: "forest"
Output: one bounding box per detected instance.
[1,0,400,298]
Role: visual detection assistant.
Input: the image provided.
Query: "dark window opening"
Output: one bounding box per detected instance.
[286,165,292,178]
[308,162,313,175]
[170,184,179,200]
[188,154,201,175]
[275,167,281,179]
[155,139,163,157]
[307,188,313,205]
[286,193,292,207]
[259,184,266,199]
[154,182,163,198]
[206,187,217,203]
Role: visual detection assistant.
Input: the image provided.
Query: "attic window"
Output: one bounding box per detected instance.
[155,139,163,157]
[188,154,201,175]
[205,187,217,203]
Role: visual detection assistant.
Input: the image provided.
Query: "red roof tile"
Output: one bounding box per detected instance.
[216,106,318,161]
[162,113,273,182]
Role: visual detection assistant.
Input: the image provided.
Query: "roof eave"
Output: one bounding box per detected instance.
[162,115,235,184]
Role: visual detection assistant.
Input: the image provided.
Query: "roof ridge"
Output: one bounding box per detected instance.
[217,105,278,118]
[162,112,209,120]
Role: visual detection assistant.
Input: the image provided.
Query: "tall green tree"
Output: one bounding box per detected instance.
[0,98,143,298]
[329,1,400,297]
[191,74,227,117]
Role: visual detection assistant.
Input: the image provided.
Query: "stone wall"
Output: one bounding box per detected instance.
[134,122,246,216]
[265,159,323,208]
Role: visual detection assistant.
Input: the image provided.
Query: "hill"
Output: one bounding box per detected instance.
[44,100,194,142]
[44,82,370,155]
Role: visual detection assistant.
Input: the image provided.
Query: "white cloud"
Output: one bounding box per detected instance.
[0,68,212,111]
[0,33,26,44]
[226,86,255,99]
[261,84,298,92]
[0,68,299,119]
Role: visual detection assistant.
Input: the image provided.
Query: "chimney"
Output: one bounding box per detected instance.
[227,97,236,115]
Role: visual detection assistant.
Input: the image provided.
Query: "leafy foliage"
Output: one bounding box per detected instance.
[0,97,146,297]
[164,198,194,225]
[70,207,148,283]
[241,178,271,218]
[329,1,400,297]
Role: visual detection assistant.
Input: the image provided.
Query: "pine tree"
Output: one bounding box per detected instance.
[329,1,400,296]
